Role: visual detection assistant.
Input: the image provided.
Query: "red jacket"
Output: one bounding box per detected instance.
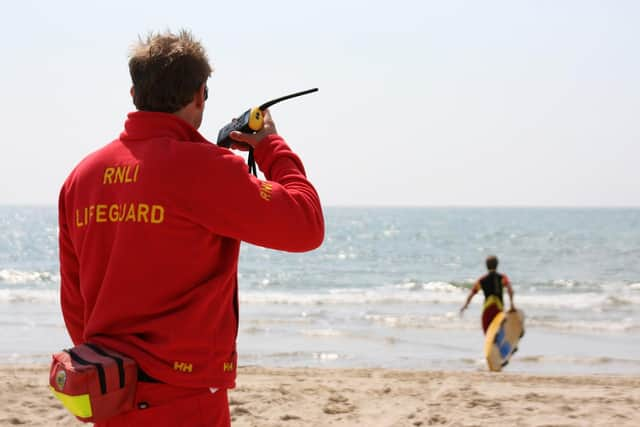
[58,111,324,389]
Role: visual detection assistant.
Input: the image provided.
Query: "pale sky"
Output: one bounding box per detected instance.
[1,0,638,206]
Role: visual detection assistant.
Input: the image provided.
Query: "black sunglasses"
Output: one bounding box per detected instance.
[204,85,208,101]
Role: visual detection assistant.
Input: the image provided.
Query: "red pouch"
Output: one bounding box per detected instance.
[49,343,138,423]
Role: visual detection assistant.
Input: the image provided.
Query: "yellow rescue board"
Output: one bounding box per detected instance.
[484,309,525,372]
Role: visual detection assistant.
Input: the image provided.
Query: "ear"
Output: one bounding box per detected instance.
[130,86,135,98]
[194,83,206,109]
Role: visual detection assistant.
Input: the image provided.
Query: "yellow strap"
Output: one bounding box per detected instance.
[483,295,504,311]
[49,386,93,418]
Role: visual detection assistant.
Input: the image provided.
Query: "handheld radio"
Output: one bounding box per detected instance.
[216,88,319,149]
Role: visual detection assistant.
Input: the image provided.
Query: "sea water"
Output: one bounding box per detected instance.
[1,206,639,375]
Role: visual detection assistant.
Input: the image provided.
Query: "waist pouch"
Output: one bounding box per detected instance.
[49,343,138,423]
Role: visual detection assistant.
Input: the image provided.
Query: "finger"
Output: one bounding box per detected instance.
[229,131,251,143]
[229,139,251,151]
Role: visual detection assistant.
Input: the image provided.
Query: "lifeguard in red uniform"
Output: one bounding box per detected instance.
[57,29,324,426]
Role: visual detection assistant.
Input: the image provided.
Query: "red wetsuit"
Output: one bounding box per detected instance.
[58,111,324,425]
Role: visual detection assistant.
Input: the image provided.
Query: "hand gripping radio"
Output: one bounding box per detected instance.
[216,88,319,149]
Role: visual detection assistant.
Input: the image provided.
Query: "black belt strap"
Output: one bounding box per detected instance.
[66,349,107,394]
[85,343,125,388]
[137,367,161,383]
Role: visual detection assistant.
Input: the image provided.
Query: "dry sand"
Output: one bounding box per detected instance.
[1,365,639,426]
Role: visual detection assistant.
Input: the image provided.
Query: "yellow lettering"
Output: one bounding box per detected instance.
[125,204,137,222]
[103,164,140,185]
[118,204,127,221]
[124,166,134,183]
[259,182,273,201]
[173,361,193,373]
[137,203,149,223]
[115,167,126,184]
[223,362,234,372]
[103,167,115,184]
[96,204,107,222]
[73,203,166,227]
[150,205,164,224]
[108,204,119,222]
[75,209,84,227]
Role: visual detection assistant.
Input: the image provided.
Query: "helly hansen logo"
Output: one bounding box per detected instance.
[173,361,193,373]
[223,362,234,372]
[259,182,273,201]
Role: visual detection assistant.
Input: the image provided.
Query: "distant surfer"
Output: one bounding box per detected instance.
[460,255,515,333]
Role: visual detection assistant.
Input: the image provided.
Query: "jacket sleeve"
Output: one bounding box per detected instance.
[188,134,324,252]
[58,187,85,345]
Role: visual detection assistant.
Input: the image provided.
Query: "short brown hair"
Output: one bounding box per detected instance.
[128,29,213,113]
[486,255,499,270]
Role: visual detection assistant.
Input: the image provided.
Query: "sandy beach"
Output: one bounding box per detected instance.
[1,365,639,426]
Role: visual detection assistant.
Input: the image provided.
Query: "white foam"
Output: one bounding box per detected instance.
[0,269,59,285]
[515,292,640,310]
[312,352,339,360]
[239,289,465,306]
[240,283,640,309]
[363,313,475,330]
[0,289,58,303]
[301,329,343,337]
[421,281,462,293]
[529,318,638,333]
[552,279,577,288]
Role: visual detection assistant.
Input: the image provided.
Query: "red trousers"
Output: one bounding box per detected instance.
[95,382,230,427]
[482,304,501,334]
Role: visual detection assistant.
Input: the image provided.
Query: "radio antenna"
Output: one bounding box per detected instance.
[259,88,318,110]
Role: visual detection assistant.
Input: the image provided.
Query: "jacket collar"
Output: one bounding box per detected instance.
[120,111,209,143]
